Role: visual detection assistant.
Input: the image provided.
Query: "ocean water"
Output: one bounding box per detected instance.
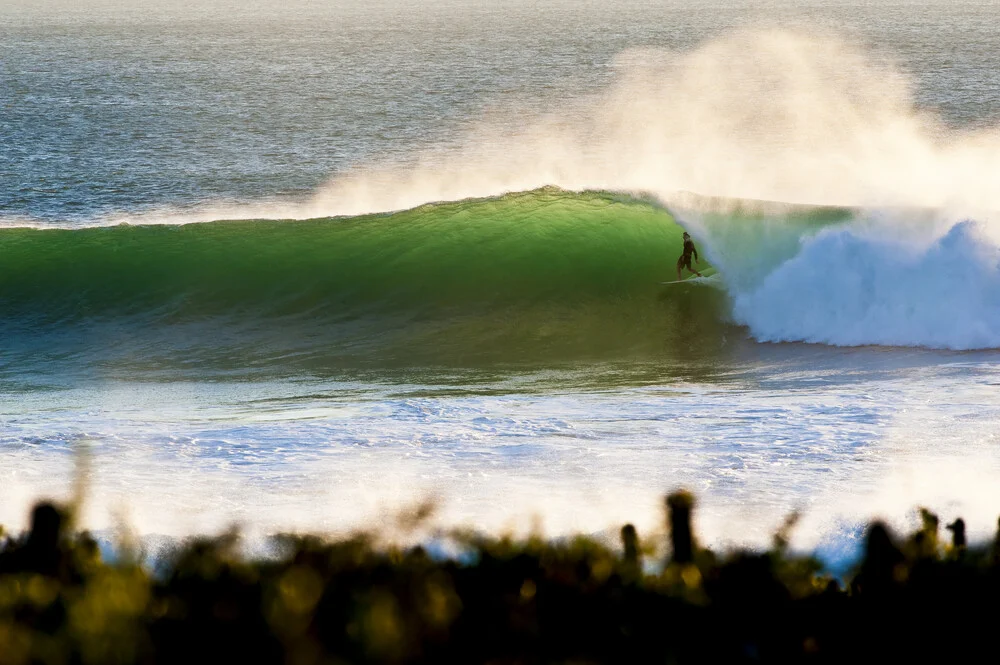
[3,0,1000,565]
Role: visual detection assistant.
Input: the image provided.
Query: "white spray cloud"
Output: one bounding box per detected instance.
[305,28,1000,217]
[23,28,1000,229]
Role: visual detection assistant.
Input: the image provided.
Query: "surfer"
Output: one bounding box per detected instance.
[676,231,702,280]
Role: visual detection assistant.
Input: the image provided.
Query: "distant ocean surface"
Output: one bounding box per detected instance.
[3,0,1000,566]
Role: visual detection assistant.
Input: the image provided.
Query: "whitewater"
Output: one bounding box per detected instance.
[3,0,1000,567]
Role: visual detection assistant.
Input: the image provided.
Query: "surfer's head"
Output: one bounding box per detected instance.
[682,232,690,239]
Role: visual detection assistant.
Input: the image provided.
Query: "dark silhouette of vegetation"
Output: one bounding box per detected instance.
[0,490,996,664]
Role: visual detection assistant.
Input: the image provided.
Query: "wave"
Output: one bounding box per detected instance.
[273,27,1000,356]
[0,189,740,371]
[0,189,691,322]
[3,187,997,374]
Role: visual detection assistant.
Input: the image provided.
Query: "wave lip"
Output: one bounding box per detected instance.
[732,220,1000,350]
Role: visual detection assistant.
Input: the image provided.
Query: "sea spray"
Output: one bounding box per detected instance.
[308,29,1000,218]
[731,219,1000,349]
[11,28,1000,231]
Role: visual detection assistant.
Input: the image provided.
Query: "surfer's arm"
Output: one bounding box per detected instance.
[693,246,699,262]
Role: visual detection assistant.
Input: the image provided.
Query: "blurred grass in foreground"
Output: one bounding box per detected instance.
[0,491,996,664]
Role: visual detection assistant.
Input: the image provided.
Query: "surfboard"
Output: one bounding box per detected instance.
[660,274,722,287]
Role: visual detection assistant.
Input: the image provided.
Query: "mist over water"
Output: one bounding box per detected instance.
[3,1,1000,564]
[308,29,1000,217]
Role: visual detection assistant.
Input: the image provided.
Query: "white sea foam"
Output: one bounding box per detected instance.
[729,219,1000,349]
[4,365,1000,569]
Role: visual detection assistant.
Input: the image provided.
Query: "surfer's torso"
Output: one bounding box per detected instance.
[682,239,697,259]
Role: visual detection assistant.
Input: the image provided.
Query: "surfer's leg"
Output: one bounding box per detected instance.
[676,257,684,281]
[682,257,698,278]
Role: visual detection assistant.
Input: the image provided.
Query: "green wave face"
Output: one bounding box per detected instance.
[1,189,692,319]
[0,188,848,372]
